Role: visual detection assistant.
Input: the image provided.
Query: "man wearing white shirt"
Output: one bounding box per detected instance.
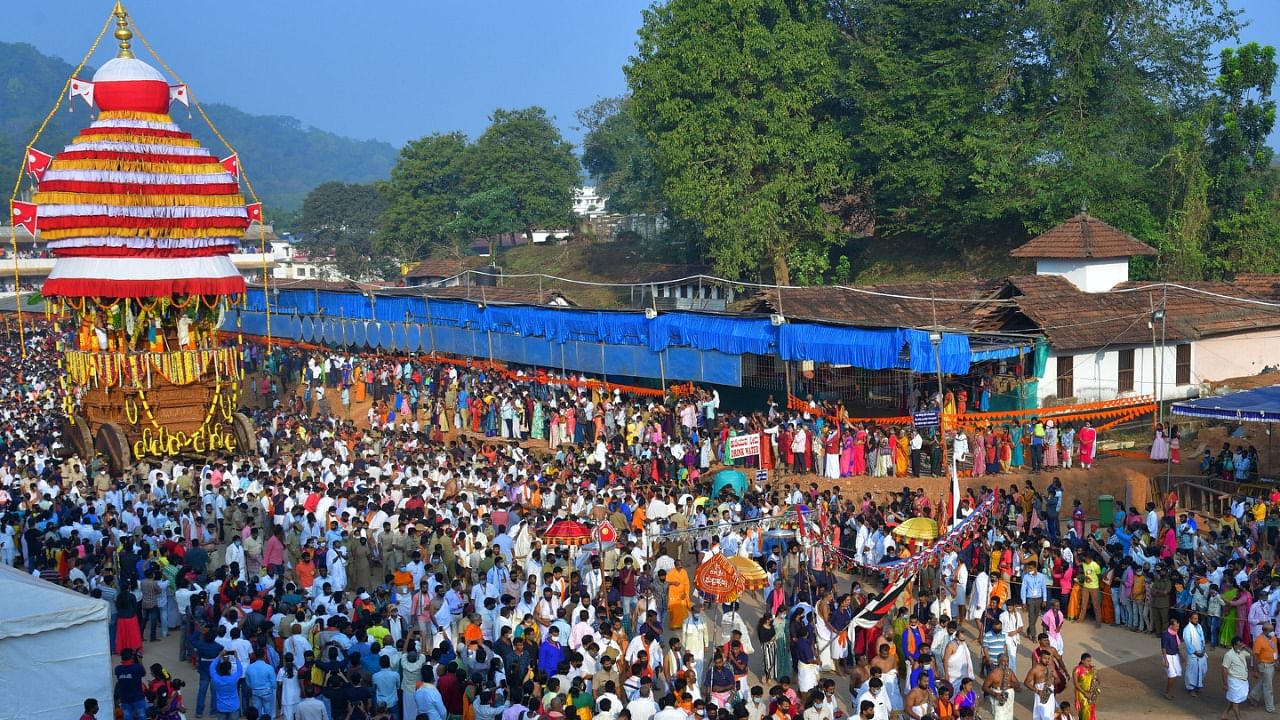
[999,602,1025,673]
[1182,611,1207,695]
[626,685,659,720]
[855,678,891,720]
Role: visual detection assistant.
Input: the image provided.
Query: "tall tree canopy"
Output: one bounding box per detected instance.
[297,181,394,279]
[463,107,581,239]
[626,0,851,284]
[376,132,470,263]
[579,96,665,216]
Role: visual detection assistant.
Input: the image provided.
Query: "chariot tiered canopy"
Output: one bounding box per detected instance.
[13,2,260,470]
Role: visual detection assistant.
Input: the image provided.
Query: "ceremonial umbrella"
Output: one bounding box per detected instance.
[893,517,940,542]
[727,555,770,591]
[694,553,746,603]
[542,519,593,546]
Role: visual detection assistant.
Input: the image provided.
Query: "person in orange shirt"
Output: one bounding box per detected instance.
[462,614,485,647]
[294,552,316,591]
[1251,621,1278,712]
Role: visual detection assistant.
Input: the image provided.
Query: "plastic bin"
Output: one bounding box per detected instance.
[1097,494,1114,526]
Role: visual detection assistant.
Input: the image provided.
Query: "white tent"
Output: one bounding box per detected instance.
[0,564,112,720]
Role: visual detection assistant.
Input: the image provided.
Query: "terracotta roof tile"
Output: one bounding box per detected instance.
[737,279,1003,330]
[381,285,578,306]
[1010,213,1157,259]
[403,256,482,279]
[1006,275,1280,351]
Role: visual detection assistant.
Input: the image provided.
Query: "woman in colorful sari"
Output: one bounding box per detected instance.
[985,432,999,475]
[1230,581,1252,643]
[468,395,483,433]
[1220,578,1241,647]
[722,426,737,467]
[841,428,856,477]
[531,400,545,441]
[1044,421,1059,468]
[1009,423,1024,468]
[971,429,986,477]
[852,426,867,476]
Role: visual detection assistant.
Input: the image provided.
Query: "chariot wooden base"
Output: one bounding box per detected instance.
[62,375,255,475]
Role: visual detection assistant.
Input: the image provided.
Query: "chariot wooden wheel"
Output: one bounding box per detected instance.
[63,416,94,460]
[94,422,132,476]
[231,412,256,456]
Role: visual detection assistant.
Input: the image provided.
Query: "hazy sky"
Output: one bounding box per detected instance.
[2,0,1276,149]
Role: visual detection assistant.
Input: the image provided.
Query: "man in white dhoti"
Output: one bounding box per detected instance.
[1023,651,1056,720]
[983,653,1017,720]
[1223,635,1251,720]
[968,569,990,636]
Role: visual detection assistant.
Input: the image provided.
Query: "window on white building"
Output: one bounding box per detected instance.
[1117,348,1135,393]
[1057,356,1074,398]
[1176,344,1191,385]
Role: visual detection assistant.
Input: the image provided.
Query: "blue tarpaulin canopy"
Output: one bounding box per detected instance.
[1172,385,1280,423]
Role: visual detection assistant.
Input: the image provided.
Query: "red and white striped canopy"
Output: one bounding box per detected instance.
[38,56,249,299]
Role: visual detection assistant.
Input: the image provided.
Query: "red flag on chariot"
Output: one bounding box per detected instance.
[24,149,52,182]
[11,201,37,234]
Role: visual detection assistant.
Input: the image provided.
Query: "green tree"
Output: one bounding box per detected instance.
[1205,43,1279,276]
[988,0,1240,240]
[1149,118,1212,280]
[626,0,851,284]
[1213,190,1280,274]
[376,132,469,262]
[449,187,520,260]
[297,181,385,247]
[465,107,580,239]
[1207,43,1277,211]
[833,0,1024,245]
[578,96,665,215]
[296,181,389,278]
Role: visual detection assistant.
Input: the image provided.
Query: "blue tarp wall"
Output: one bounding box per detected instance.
[231,287,1021,387]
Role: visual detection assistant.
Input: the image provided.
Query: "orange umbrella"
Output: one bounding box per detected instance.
[542,519,593,546]
[694,553,746,603]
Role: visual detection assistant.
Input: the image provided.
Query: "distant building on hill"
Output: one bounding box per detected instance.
[573,186,609,218]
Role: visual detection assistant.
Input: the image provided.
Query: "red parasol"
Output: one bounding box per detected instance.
[542,519,593,546]
[694,553,747,603]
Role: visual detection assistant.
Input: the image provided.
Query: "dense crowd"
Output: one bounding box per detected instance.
[2,329,1280,720]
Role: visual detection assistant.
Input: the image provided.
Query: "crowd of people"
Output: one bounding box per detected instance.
[1,328,1278,720]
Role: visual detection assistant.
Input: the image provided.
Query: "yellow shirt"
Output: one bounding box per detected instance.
[1254,503,1268,522]
[1082,560,1101,589]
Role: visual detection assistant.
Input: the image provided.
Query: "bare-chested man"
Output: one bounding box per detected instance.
[903,672,936,720]
[869,643,902,712]
[1024,650,1057,720]
[983,652,1017,720]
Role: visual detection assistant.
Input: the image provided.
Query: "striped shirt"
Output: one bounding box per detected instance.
[982,631,1006,660]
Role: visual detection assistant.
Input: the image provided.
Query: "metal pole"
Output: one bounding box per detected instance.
[424,296,436,355]
[482,285,494,367]
[1161,285,1171,493]
[932,295,947,474]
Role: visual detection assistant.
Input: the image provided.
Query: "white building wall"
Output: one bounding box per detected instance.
[1039,343,1199,404]
[1193,332,1280,384]
[1035,258,1130,293]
